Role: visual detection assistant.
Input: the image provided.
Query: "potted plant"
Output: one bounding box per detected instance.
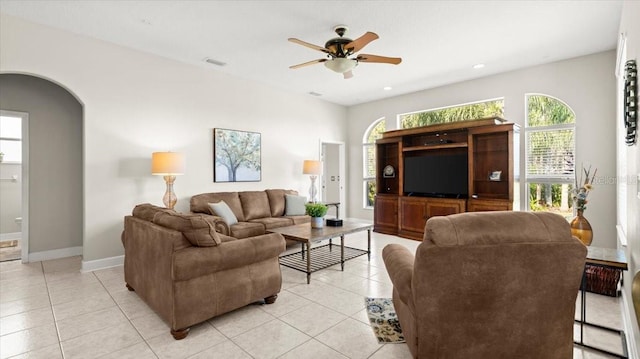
[305,203,328,228]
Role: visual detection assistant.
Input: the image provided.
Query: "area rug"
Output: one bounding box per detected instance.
[0,240,18,248]
[365,297,405,343]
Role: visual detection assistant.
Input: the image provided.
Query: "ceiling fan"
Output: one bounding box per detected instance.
[288,25,402,79]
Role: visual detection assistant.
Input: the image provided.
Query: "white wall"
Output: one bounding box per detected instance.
[618,0,640,351]
[0,14,347,264]
[347,51,618,249]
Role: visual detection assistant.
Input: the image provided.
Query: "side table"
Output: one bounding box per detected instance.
[574,246,628,358]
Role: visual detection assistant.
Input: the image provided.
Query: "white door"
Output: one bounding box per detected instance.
[320,141,345,219]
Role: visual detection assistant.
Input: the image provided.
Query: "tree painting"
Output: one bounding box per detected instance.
[214,128,261,182]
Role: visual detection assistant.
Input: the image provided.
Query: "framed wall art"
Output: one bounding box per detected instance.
[213,128,261,182]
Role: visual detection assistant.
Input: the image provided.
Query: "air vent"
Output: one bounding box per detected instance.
[204,58,227,67]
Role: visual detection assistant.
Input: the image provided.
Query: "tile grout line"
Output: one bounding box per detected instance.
[41,261,66,359]
[95,270,160,359]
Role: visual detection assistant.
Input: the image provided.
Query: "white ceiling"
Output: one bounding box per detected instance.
[0,0,623,106]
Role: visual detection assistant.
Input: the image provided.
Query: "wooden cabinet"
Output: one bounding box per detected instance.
[374,194,398,234]
[467,198,512,212]
[399,197,466,240]
[373,117,518,240]
[375,138,401,195]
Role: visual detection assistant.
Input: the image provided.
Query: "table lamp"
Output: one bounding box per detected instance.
[302,160,322,203]
[152,152,185,209]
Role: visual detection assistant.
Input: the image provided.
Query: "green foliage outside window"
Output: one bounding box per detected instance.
[366,180,376,208]
[526,94,575,216]
[364,120,385,208]
[400,99,504,129]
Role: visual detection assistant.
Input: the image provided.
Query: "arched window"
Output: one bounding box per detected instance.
[525,94,575,216]
[363,118,386,208]
[399,98,504,129]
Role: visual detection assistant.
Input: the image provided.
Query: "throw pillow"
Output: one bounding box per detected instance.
[285,194,307,216]
[208,201,239,225]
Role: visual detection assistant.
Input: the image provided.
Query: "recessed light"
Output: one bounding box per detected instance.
[383,86,392,91]
[204,58,227,67]
[472,63,485,69]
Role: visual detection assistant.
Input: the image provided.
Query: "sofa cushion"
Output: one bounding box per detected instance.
[152,211,221,247]
[230,222,266,239]
[239,191,272,221]
[266,189,298,216]
[284,194,307,216]
[208,201,239,226]
[249,217,294,229]
[191,192,245,222]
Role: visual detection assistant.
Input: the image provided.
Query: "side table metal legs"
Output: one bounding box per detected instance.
[574,265,628,358]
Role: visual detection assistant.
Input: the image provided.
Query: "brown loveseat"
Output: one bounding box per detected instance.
[382,211,587,358]
[122,204,286,340]
[190,189,310,240]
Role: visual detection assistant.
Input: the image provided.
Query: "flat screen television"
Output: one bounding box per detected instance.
[403,153,468,198]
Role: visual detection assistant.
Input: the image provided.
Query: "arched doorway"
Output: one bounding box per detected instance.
[0,74,83,263]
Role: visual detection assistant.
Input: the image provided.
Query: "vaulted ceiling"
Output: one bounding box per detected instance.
[0,0,623,106]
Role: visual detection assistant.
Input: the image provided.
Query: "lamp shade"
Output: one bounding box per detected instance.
[324,58,357,74]
[302,160,322,175]
[151,152,185,175]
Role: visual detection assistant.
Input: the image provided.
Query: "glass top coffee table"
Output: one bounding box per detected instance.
[268,219,373,284]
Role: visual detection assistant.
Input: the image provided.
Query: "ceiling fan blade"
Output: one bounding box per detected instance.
[356,54,402,65]
[343,70,354,79]
[288,38,330,54]
[344,32,379,53]
[289,58,327,69]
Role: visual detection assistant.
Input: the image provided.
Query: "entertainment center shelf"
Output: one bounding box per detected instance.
[374,117,519,240]
[403,142,468,152]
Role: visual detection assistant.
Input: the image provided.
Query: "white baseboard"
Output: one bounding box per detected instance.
[0,232,21,241]
[81,255,124,273]
[28,246,82,263]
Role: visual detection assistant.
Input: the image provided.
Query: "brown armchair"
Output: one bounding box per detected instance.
[383,211,586,358]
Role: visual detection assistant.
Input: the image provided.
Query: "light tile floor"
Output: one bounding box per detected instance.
[0,232,628,358]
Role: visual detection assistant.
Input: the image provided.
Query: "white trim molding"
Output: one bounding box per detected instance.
[0,232,21,241]
[81,255,124,273]
[622,292,639,359]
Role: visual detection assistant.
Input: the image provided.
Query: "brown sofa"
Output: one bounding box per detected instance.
[382,211,586,358]
[190,189,310,241]
[122,203,286,340]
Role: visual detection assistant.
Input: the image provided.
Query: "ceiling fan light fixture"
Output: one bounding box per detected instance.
[324,58,357,73]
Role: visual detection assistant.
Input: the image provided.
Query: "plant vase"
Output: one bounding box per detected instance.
[311,217,324,229]
[570,210,593,246]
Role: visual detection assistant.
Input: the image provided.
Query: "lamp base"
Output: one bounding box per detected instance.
[163,175,177,209]
[326,218,343,227]
[308,175,318,203]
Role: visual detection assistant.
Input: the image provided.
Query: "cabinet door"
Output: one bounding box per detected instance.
[425,199,466,218]
[399,197,427,239]
[374,195,398,234]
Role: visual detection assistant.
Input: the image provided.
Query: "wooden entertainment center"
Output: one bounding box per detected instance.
[374,117,519,240]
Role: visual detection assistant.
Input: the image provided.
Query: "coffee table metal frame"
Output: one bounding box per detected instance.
[268,220,372,284]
